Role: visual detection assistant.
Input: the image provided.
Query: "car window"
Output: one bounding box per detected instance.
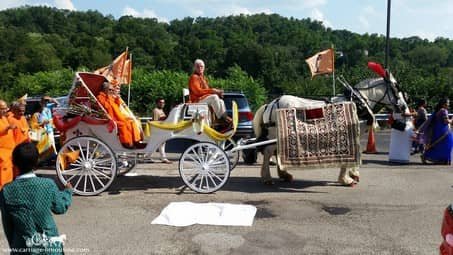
[223,96,249,109]
[25,100,41,116]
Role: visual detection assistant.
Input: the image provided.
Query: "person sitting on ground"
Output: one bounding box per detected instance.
[0,142,73,254]
[97,82,141,148]
[188,59,232,130]
[152,98,172,164]
[7,101,30,145]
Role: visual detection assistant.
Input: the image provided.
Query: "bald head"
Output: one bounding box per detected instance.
[0,100,8,117]
[10,101,25,117]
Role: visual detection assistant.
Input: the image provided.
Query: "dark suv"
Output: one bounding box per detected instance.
[223,92,257,164]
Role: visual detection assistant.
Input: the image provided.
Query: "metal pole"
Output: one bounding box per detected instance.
[385,0,391,70]
[127,54,132,106]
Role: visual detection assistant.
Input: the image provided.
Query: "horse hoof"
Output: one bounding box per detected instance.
[351,175,360,182]
[283,174,294,183]
[348,182,357,187]
[263,180,274,185]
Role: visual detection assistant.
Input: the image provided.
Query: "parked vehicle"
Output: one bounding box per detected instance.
[223,92,257,164]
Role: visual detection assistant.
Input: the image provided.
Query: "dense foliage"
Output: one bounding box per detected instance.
[0,6,452,113]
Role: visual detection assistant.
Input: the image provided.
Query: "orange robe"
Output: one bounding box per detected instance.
[188,73,214,103]
[0,116,16,189]
[7,114,30,144]
[97,92,141,146]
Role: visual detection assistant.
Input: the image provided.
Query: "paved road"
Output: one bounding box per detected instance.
[0,129,451,254]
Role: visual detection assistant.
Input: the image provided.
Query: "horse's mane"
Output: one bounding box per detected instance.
[354,78,384,90]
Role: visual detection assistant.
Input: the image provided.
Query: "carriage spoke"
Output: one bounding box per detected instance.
[198,175,204,190]
[61,167,82,174]
[89,169,106,188]
[204,175,210,190]
[89,144,100,160]
[208,157,227,166]
[73,172,84,190]
[86,140,90,160]
[65,172,79,183]
[88,172,96,192]
[207,169,224,182]
[180,168,200,175]
[189,148,204,164]
[186,153,203,165]
[83,172,88,192]
[94,158,113,165]
[207,173,218,187]
[77,142,86,161]
[91,167,112,179]
[95,164,114,170]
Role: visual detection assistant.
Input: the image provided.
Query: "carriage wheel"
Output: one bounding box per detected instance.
[56,136,117,196]
[116,153,137,176]
[218,138,239,170]
[179,142,230,193]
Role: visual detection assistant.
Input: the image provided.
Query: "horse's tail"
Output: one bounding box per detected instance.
[253,104,266,139]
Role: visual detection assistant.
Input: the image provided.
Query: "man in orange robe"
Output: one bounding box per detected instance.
[188,59,232,124]
[7,101,30,144]
[0,100,16,189]
[97,82,141,148]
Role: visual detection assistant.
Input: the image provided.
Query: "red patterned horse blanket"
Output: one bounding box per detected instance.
[276,102,361,170]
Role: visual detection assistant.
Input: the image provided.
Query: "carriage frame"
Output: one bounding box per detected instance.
[54,72,244,196]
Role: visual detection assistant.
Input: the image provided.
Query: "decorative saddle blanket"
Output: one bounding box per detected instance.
[276,102,361,170]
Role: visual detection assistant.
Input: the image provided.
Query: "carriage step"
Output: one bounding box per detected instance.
[134,142,147,149]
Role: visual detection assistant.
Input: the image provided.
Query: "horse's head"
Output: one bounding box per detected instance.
[353,62,408,114]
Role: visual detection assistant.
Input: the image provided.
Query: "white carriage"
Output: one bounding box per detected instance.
[53,72,239,196]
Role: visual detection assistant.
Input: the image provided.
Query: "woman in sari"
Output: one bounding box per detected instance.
[420,98,452,165]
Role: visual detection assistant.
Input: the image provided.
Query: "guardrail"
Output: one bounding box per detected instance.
[375,113,453,121]
[139,114,453,122]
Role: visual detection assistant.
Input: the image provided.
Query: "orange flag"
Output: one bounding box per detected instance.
[305,48,334,78]
[120,57,132,85]
[95,49,130,85]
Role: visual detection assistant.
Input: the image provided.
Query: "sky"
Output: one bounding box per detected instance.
[1,0,453,41]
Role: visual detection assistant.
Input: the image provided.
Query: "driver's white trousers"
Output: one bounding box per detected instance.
[199,94,227,119]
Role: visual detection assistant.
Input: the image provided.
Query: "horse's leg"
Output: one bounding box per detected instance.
[261,144,275,185]
[338,167,356,187]
[348,167,360,182]
[276,158,293,182]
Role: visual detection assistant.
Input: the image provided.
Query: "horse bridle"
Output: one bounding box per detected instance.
[354,79,399,110]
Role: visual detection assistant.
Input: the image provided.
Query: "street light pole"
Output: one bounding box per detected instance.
[385,0,391,70]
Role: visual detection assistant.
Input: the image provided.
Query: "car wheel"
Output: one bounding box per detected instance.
[243,148,257,164]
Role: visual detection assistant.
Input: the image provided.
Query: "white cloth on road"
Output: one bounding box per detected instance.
[151,202,257,227]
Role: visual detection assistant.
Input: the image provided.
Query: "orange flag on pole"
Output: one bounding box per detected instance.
[305,48,334,78]
[120,56,132,85]
[95,49,131,85]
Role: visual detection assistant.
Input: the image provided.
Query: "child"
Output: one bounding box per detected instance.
[0,142,72,254]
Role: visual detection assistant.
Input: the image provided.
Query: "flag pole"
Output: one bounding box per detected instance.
[127,53,132,106]
[332,46,335,96]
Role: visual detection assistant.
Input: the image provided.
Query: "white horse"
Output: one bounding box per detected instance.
[253,63,408,186]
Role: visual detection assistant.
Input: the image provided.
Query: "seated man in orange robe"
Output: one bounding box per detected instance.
[7,101,30,144]
[188,59,232,127]
[97,82,141,148]
[0,100,16,189]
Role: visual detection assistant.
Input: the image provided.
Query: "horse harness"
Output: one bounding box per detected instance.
[262,97,281,129]
[354,79,399,110]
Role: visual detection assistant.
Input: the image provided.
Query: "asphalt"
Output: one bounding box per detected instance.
[0,129,451,254]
